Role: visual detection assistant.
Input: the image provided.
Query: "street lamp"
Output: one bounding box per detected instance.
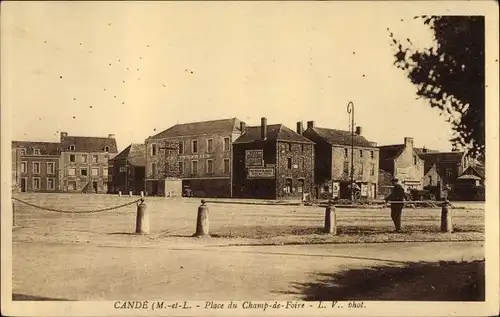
[347,101,355,201]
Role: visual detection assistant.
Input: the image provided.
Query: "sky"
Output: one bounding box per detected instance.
[2,1,458,152]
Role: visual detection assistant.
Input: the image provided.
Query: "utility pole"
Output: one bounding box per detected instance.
[347,101,355,201]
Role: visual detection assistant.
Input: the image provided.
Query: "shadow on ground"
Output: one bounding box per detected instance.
[281,260,485,301]
[12,294,74,301]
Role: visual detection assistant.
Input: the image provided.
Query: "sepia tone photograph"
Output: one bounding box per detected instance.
[1,1,498,316]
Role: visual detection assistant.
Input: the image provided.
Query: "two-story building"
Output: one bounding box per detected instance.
[59,132,118,193]
[302,122,379,200]
[11,141,61,192]
[109,143,146,195]
[232,117,315,200]
[145,118,243,197]
[378,137,425,196]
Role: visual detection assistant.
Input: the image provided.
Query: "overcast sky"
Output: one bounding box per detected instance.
[2,1,458,152]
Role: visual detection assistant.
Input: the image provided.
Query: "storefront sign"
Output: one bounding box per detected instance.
[245,150,264,168]
[332,182,340,198]
[248,167,275,179]
[179,154,210,160]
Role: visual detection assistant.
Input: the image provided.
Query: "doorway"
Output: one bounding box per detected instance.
[92,182,98,193]
[20,178,26,192]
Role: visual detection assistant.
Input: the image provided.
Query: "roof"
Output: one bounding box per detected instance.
[378,144,405,160]
[12,141,61,155]
[149,118,242,139]
[457,174,481,180]
[60,136,118,153]
[462,165,485,179]
[112,144,146,166]
[310,127,376,148]
[414,148,439,155]
[420,151,464,163]
[234,124,314,144]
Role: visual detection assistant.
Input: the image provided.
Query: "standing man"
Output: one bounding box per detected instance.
[385,178,406,232]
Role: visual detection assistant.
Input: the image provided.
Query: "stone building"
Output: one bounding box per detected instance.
[59,132,118,193]
[302,121,379,200]
[11,141,61,192]
[109,143,146,195]
[378,137,424,196]
[145,118,243,197]
[232,117,315,200]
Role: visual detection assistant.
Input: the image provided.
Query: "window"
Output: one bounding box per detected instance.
[104,146,109,152]
[47,162,55,174]
[206,159,214,174]
[301,144,305,152]
[81,154,88,163]
[192,140,198,153]
[102,168,108,177]
[344,148,348,157]
[359,163,364,176]
[370,151,374,159]
[33,178,41,190]
[92,168,99,176]
[81,168,88,176]
[70,154,75,162]
[287,158,292,169]
[207,139,213,153]
[178,161,184,174]
[33,162,41,174]
[69,145,75,151]
[445,168,453,180]
[223,159,230,174]
[284,178,293,193]
[47,178,55,190]
[93,155,98,163]
[19,148,26,156]
[21,161,27,173]
[191,160,198,175]
[299,157,304,170]
[413,156,417,165]
[359,150,363,158]
[68,168,76,176]
[223,137,230,151]
[297,179,304,193]
[343,161,349,175]
[151,162,157,176]
[288,143,292,151]
[178,141,184,154]
[428,176,433,186]
[34,149,40,155]
[103,182,108,190]
[152,144,157,156]
[370,163,375,176]
[68,181,77,190]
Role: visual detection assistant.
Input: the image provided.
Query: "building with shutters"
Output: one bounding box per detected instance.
[232,117,315,200]
[145,118,243,197]
[302,121,379,200]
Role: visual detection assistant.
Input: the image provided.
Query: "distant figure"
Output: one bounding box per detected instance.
[385,178,406,232]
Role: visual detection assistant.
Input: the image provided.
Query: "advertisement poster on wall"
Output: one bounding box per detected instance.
[332,182,340,198]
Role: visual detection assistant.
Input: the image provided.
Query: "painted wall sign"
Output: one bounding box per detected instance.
[332,182,340,198]
[179,154,210,160]
[245,150,264,168]
[248,167,275,179]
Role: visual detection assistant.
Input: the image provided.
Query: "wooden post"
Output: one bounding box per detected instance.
[324,200,337,234]
[135,198,149,234]
[440,200,453,233]
[194,200,210,236]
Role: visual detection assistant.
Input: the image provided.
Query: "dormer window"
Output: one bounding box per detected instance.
[69,145,75,151]
[104,146,109,152]
[33,149,40,155]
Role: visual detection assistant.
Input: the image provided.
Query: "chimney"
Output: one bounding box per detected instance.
[404,137,414,149]
[108,134,115,139]
[306,121,315,129]
[296,121,304,135]
[422,146,428,153]
[355,126,362,136]
[261,117,267,140]
[60,132,68,141]
[240,121,246,134]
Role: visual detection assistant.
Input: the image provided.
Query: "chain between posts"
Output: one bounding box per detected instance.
[11,197,142,214]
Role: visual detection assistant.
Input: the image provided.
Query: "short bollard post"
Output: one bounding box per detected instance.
[324,200,337,234]
[129,191,133,197]
[118,191,122,197]
[440,200,453,233]
[194,200,210,237]
[140,191,144,197]
[135,198,149,234]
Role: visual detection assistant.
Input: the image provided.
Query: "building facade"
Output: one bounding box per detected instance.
[145,118,243,197]
[302,122,379,200]
[59,132,118,193]
[378,137,425,196]
[11,141,61,192]
[109,144,146,195]
[232,118,315,200]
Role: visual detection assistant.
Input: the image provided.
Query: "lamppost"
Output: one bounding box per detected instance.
[347,101,355,201]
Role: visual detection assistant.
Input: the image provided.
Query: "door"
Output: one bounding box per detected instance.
[20,178,26,192]
[152,181,159,196]
[92,182,98,193]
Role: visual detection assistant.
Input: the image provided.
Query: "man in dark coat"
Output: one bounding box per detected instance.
[385,178,406,232]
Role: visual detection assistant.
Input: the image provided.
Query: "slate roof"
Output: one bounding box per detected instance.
[12,141,61,155]
[378,144,406,160]
[234,124,314,144]
[420,151,464,163]
[462,165,485,179]
[309,127,376,148]
[60,135,118,153]
[149,118,242,139]
[112,144,146,166]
